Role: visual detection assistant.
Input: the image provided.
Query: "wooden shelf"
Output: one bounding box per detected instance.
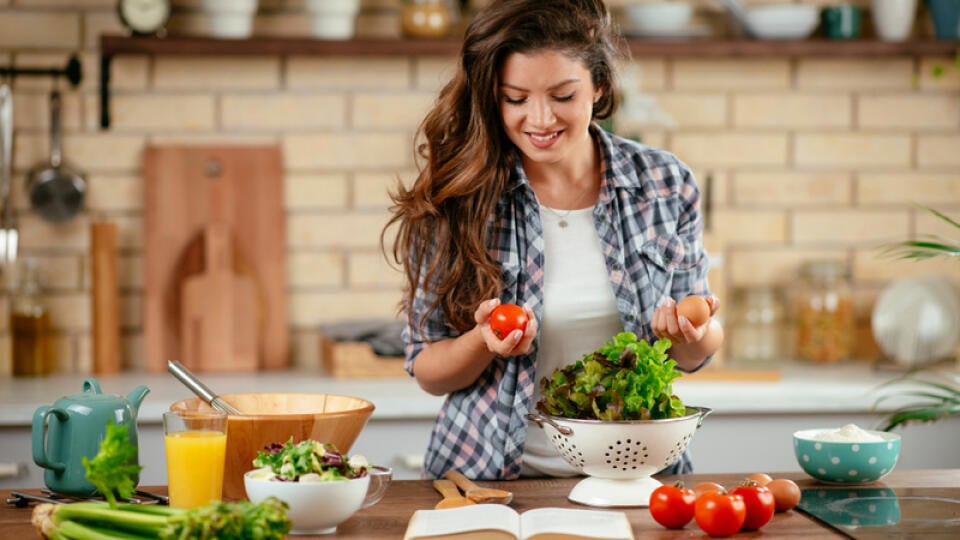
[97,34,960,128]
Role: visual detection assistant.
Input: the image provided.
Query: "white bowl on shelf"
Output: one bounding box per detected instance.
[745,5,819,40]
[624,2,693,37]
[202,0,258,39]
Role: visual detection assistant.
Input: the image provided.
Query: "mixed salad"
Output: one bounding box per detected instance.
[536,331,687,421]
[249,438,369,482]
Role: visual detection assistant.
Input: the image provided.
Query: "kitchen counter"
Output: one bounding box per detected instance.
[0,360,938,427]
[3,470,959,538]
[4,361,959,488]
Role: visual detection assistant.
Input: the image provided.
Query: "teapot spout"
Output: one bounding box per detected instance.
[127,385,150,411]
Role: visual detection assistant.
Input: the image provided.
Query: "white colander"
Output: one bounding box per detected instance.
[527,406,711,507]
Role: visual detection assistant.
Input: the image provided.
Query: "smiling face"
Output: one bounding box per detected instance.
[499,50,602,168]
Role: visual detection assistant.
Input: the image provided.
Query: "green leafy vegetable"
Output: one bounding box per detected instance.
[32,498,291,540]
[82,421,142,509]
[252,438,367,482]
[536,332,686,421]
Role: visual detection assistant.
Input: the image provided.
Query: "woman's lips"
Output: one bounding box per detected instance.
[526,130,562,149]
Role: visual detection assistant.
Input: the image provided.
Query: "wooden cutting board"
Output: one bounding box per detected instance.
[144,145,288,373]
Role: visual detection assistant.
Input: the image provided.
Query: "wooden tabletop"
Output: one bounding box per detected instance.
[4,470,958,539]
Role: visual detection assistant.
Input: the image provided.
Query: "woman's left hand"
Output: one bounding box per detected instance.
[651,295,720,345]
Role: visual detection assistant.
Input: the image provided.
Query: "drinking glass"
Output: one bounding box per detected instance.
[163,410,227,508]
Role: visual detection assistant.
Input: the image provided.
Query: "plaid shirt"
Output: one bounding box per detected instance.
[403,126,711,480]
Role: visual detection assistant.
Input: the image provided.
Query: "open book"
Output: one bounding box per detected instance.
[403,504,634,540]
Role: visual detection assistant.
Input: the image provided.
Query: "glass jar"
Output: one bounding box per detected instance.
[10,258,56,376]
[795,260,855,363]
[401,0,453,39]
[727,286,787,366]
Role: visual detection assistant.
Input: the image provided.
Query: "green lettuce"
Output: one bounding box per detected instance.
[535,332,685,421]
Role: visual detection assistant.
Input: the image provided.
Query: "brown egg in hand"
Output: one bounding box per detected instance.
[677,295,710,327]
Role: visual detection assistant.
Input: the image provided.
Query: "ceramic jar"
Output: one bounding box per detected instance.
[305,0,360,39]
[871,0,918,41]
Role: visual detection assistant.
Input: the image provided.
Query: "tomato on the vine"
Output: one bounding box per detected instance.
[489,303,528,339]
[694,490,746,537]
[649,482,696,529]
[731,483,776,530]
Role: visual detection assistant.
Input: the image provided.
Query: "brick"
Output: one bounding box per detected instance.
[119,254,143,290]
[653,93,726,128]
[253,13,311,37]
[622,60,668,92]
[859,173,960,205]
[10,90,82,130]
[290,290,403,325]
[222,93,348,129]
[352,92,435,129]
[0,12,80,49]
[797,58,914,90]
[414,57,457,93]
[289,330,321,370]
[734,172,852,207]
[734,94,851,128]
[285,132,409,169]
[917,57,960,91]
[60,133,144,172]
[18,214,88,250]
[859,94,960,129]
[154,57,280,90]
[47,293,90,330]
[853,248,955,282]
[286,173,350,210]
[727,248,847,286]
[917,134,960,167]
[792,210,910,245]
[289,252,346,287]
[673,59,790,91]
[350,251,404,287]
[794,133,911,168]
[110,94,216,131]
[83,11,126,50]
[711,210,787,245]
[672,133,788,167]
[288,212,391,249]
[288,57,410,89]
[354,170,415,208]
[120,292,141,328]
[32,255,82,290]
[85,174,143,212]
[54,335,78,374]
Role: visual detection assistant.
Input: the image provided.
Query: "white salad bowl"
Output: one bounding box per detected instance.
[244,465,392,535]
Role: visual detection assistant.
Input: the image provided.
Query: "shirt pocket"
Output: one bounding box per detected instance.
[637,236,685,312]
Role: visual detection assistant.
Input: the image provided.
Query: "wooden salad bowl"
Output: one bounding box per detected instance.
[170,393,375,500]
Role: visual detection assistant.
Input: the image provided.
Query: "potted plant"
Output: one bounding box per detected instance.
[873,205,960,431]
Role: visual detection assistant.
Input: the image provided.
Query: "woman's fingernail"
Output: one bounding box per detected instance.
[490,299,499,307]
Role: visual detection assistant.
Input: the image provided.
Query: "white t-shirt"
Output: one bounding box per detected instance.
[521,204,623,477]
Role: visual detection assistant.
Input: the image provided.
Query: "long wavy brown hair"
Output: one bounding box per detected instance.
[382,0,625,333]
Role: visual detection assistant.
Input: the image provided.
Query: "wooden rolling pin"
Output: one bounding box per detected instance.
[91,221,121,374]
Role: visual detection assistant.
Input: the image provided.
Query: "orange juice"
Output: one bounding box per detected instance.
[164,430,227,508]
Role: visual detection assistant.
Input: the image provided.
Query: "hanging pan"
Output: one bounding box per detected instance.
[27,89,85,223]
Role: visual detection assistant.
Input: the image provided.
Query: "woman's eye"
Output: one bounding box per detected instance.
[554,93,575,102]
[504,96,526,105]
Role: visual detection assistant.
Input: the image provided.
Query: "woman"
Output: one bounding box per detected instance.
[382,0,723,480]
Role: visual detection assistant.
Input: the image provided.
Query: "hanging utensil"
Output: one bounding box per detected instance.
[167,359,243,415]
[27,88,85,223]
[0,83,17,268]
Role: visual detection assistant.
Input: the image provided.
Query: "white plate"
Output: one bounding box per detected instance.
[871,275,960,367]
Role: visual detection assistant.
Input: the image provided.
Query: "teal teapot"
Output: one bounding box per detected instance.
[32,378,150,496]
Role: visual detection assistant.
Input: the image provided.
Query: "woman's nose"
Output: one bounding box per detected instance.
[528,98,555,126]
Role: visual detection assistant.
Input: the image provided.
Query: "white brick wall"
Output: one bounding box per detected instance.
[0,1,957,375]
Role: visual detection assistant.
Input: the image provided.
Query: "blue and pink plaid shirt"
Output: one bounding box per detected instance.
[403,126,711,480]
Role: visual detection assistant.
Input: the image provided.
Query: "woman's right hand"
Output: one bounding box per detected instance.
[475,298,538,357]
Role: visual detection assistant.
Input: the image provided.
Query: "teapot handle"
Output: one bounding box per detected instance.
[82,378,102,395]
[32,406,69,472]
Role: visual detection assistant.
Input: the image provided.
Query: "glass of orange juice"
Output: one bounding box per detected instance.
[163,410,227,509]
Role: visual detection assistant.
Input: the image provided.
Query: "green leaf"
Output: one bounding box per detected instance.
[82,421,142,509]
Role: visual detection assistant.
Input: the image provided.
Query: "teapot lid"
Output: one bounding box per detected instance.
[60,378,119,403]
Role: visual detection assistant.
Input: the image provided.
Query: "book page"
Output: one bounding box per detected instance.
[403,504,520,540]
[521,508,634,540]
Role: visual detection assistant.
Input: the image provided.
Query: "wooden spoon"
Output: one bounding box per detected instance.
[444,470,514,504]
[433,479,476,509]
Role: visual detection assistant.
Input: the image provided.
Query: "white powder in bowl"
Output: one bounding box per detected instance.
[811,423,885,442]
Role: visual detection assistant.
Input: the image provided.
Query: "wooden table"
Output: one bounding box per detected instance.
[4,470,957,538]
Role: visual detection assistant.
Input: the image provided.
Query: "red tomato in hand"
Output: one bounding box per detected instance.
[731,483,776,531]
[649,483,696,529]
[695,491,746,537]
[489,303,528,340]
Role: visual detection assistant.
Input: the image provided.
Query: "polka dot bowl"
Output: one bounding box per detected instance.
[793,428,901,485]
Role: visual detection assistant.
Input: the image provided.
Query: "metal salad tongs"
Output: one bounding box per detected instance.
[0,83,17,269]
